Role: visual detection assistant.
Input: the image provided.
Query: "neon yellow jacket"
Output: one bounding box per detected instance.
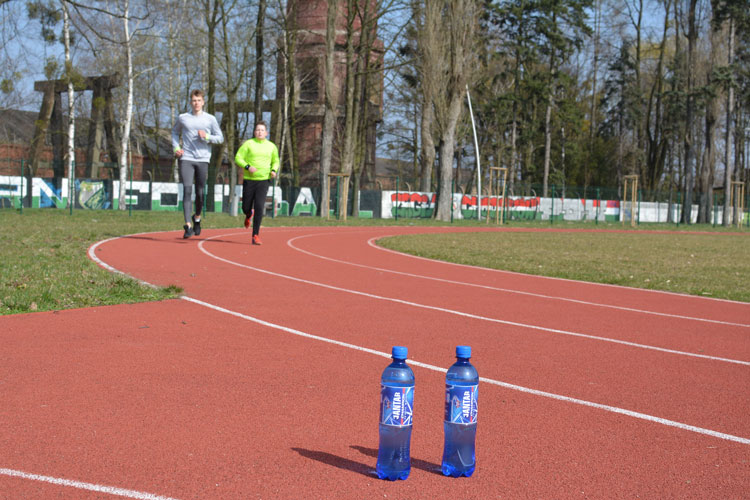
[235,138,280,180]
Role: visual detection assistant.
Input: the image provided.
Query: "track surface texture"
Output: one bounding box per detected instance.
[1,225,748,499]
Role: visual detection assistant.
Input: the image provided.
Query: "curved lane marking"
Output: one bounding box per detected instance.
[181,296,750,446]
[84,232,750,447]
[372,235,750,327]
[284,232,750,328]
[194,234,749,366]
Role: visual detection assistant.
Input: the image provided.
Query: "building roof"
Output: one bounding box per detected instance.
[0,107,174,161]
[0,109,37,144]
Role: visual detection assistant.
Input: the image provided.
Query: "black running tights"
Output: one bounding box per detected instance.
[242,179,269,236]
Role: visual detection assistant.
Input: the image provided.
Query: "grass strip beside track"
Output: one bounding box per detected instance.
[1,209,747,315]
[378,230,750,303]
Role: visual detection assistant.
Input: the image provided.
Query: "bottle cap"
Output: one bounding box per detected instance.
[456,345,471,358]
[392,346,408,360]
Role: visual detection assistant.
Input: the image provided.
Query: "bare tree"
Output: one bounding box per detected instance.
[414,0,441,193]
[723,14,735,225]
[270,0,301,189]
[713,0,740,225]
[62,1,75,209]
[255,0,267,123]
[65,0,152,209]
[432,0,479,221]
[217,0,255,215]
[681,0,699,223]
[319,0,341,216]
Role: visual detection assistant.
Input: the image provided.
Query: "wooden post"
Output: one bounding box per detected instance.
[623,175,639,227]
[327,172,350,220]
[488,167,508,224]
[730,181,745,228]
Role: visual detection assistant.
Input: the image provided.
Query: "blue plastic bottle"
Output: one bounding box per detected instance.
[376,346,415,481]
[442,345,478,477]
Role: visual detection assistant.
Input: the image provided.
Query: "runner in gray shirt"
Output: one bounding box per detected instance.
[171,89,224,238]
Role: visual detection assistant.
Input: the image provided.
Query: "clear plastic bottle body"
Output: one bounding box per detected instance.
[442,355,479,478]
[376,355,415,481]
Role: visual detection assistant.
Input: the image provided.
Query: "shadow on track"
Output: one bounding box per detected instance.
[350,445,442,476]
[291,447,375,478]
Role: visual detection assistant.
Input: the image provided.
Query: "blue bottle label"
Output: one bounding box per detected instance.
[380,385,414,427]
[445,384,478,424]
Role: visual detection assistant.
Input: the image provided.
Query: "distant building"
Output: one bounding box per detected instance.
[277,0,384,188]
[0,108,178,182]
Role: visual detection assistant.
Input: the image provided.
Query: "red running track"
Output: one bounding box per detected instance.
[1,225,748,499]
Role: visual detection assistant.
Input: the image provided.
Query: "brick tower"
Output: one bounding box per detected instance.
[276,0,383,188]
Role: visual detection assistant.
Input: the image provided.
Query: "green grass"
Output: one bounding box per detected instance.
[1,209,748,315]
[378,228,750,302]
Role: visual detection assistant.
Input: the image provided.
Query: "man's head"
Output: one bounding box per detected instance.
[190,90,205,114]
[254,121,268,140]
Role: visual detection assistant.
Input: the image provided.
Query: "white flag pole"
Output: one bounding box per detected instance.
[466,85,481,220]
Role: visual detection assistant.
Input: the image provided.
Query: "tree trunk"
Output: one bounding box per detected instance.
[681,0,698,224]
[587,0,601,191]
[118,0,133,210]
[319,0,338,217]
[436,97,462,220]
[254,0,266,124]
[63,2,75,210]
[204,0,220,213]
[419,101,435,192]
[416,0,440,193]
[699,93,717,223]
[433,0,477,221]
[339,0,361,214]
[219,0,241,216]
[723,18,735,226]
[698,26,720,223]
[284,1,300,190]
[542,97,552,198]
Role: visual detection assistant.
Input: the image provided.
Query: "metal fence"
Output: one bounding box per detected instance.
[1,160,748,228]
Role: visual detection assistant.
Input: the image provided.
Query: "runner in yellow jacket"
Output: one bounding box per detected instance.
[234,120,279,245]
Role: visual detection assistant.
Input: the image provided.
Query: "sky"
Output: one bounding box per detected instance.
[1,0,684,118]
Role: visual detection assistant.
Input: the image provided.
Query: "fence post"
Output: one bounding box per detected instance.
[637,189,641,225]
[595,188,600,225]
[20,159,24,214]
[395,176,399,221]
[550,185,555,224]
[129,162,133,217]
[451,178,454,223]
[69,161,75,216]
[657,191,661,223]
[271,177,277,219]
[713,193,717,227]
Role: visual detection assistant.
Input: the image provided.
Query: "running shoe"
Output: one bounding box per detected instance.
[183,224,194,239]
[192,215,201,236]
[252,234,262,245]
[244,214,251,229]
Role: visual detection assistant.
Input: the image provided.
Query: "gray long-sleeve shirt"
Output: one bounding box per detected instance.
[171,111,224,162]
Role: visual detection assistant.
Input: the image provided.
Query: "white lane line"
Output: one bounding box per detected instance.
[291,235,750,329]
[89,235,158,289]
[86,232,750,447]
[181,295,750,446]
[197,235,749,366]
[0,468,180,500]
